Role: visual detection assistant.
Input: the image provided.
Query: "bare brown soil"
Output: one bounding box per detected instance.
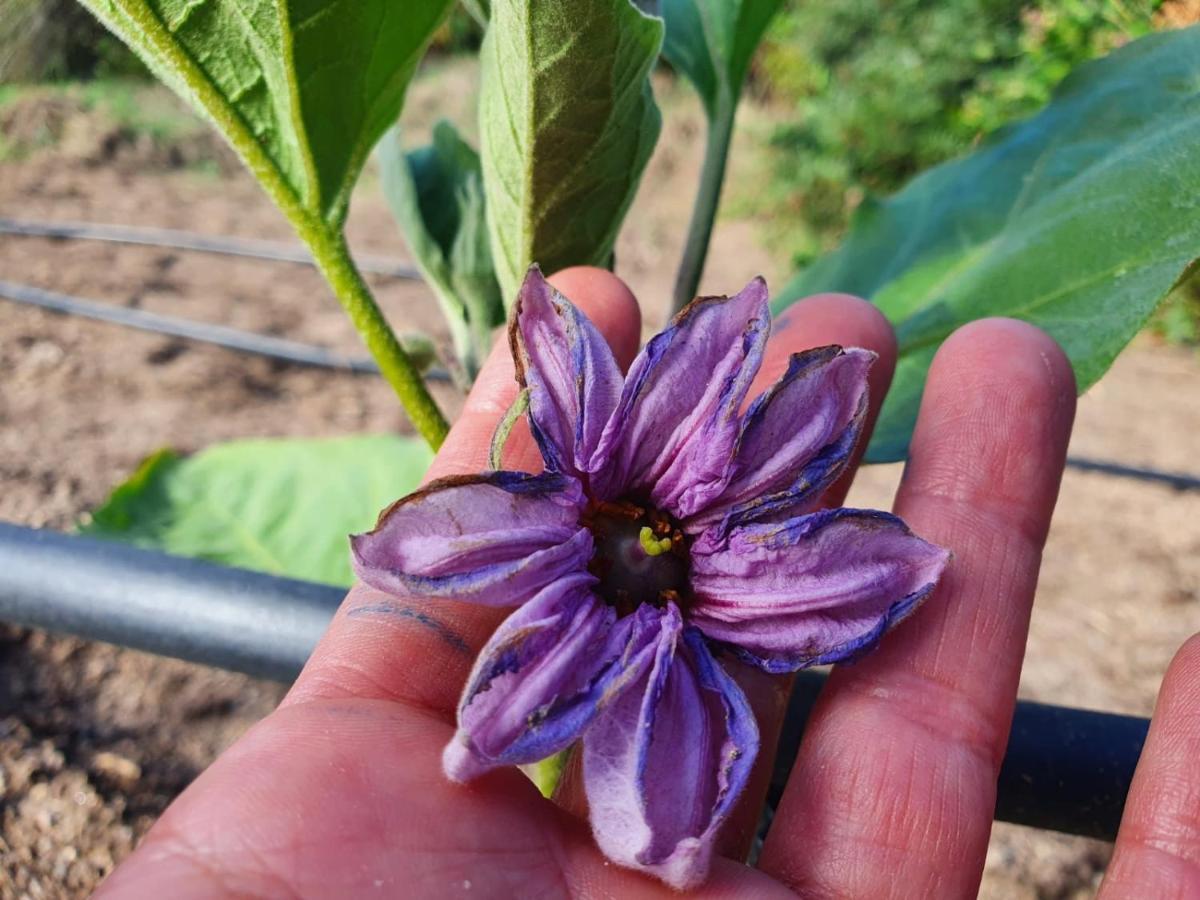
[1,61,1198,898]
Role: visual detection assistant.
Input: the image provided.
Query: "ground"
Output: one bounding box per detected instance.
[1,60,1198,898]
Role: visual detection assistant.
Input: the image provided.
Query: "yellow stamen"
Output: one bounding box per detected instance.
[638,526,674,557]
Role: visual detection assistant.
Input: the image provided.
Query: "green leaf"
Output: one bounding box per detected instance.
[78,0,455,227]
[778,26,1200,462]
[82,435,433,587]
[379,121,503,380]
[661,0,783,121]
[479,0,663,301]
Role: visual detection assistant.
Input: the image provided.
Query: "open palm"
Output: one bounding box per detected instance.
[97,269,1200,899]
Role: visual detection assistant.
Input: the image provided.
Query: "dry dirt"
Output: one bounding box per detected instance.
[1,60,1198,899]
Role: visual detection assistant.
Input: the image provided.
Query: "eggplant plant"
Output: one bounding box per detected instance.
[77,3,1198,585]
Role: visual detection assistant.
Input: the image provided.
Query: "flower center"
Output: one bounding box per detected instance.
[583,500,689,617]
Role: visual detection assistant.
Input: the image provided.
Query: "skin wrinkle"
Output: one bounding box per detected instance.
[117,833,261,900]
[813,720,989,899]
[283,588,502,716]
[346,602,472,654]
[836,667,1008,772]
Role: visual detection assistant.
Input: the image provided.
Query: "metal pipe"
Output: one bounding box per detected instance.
[0,521,342,682]
[0,280,452,383]
[0,216,421,280]
[0,522,1148,840]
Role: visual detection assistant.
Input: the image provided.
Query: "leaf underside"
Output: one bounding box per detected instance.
[480,0,664,301]
[80,0,454,225]
[777,26,1200,462]
[379,121,503,371]
[82,435,434,587]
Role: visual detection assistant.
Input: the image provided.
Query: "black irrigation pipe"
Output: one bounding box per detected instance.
[775,672,1148,842]
[1064,455,1200,493]
[0,217,422,280]
[0,521,339,683]
[7,278,1199,495]
[5,217,1200,493]
[0,280,452,383]
[0,521,1148,842]
[9,278,1200,496]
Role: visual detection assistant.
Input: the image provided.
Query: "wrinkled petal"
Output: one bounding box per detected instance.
[590,278,770,508]
[512,267,625,478]
[690,508,950,673]
[686,346,873,533]
[350,471,589,606]
[444,574,666,781]
[583,620,758,890]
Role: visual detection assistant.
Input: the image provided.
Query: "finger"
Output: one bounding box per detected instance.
[759,319,1076,898]
[718,293,897,857]
[283,267,641,716]
[1099,634,1200,900]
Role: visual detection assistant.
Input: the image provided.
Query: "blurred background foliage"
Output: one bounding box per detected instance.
[0,0,145,80]
[1,0,1195,343]
[747,0,1197,344]
[752,0,1166,266]
[0,1,483,82]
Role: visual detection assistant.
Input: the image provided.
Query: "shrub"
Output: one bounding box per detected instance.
[755,0,1163,267]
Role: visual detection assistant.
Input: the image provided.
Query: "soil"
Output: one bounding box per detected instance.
[2,60,1198,898]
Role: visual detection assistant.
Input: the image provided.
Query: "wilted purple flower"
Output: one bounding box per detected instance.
[352,268,949,889]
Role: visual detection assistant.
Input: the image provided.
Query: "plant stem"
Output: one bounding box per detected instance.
[670,104,736,315]
[305,226,451,449]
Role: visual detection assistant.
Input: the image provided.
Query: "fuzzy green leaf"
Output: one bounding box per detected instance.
[479,0,663,300]
[778,26,1200,462]
[79,0,455,226]
[661,0,783,120]
[82,435,433,587]
[380,121,503,379]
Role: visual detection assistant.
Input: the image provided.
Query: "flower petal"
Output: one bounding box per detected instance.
[443,574,666,781]
[583,621,758,890]
[686,345,873,532]
[690,508,950,673]
[590,278,770,507]
[350,471,589,606]
[512,267,624,478]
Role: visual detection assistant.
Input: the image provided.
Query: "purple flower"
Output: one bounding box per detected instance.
[352,268,949,889]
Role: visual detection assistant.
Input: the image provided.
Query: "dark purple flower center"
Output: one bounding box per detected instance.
[583,500,690,617]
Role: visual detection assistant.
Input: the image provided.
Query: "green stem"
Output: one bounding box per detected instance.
[670,104,736,315]
[489,388,529,469]
[305,226,451,449]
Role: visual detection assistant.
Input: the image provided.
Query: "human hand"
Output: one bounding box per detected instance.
[96,267,1191,899]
